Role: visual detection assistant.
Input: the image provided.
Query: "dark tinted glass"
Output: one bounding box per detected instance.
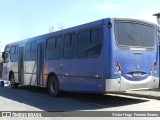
[31,42,37,50]
[10,46,15,54]
[71,34,76,46]
[77,28,103,58]
[56,37,63,47]
[10,46,19,62]
[64,34,76,59]
[25,43,31,61]
[115,22,155,48]
[30,42,37,60]
[47,38,56,49]
[77,31,90,58]
[5,46,10,52]
[25,42,37,61]
[64,35,71,47]
[46,37,63,60]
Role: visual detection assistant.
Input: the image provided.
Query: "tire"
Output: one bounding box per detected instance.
[10,74,18,89]
[48,75,60,97]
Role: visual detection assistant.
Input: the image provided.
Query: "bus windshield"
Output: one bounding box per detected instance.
[115,21,155,48]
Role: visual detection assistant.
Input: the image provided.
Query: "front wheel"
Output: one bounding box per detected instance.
[10,74,18,89]
[48,76,60,97]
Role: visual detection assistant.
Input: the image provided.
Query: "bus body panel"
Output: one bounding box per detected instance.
[61,57,103,92]
[120,76,159,91]
[2,63,10,80]
[24,61,37,85]
[114,50,155,80]
[11,62,19,82]
[105,76,159,91]
[104,18,159,91]
[2,62,19,83]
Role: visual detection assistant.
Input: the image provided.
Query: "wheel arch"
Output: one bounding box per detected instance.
[47,72,59,87]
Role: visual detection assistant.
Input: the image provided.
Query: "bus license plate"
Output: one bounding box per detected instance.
[133,73,141,77]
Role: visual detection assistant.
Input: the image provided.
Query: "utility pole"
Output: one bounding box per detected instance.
[153,13,160,88]
[153,13,160,45]
[153,13,160,32]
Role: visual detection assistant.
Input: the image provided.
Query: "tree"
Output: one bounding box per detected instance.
[57,22,64,30]
[49,22,64,33]
[49,26,54,33]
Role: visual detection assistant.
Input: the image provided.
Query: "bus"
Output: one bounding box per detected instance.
[2,18,159,97]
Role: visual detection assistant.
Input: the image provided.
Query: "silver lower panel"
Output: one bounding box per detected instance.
[105,76,159,92]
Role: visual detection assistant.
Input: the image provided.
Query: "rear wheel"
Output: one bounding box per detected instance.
[48,75,60,97]
[10,74,18,89]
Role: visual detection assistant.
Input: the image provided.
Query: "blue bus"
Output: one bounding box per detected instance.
[2,18,159,96]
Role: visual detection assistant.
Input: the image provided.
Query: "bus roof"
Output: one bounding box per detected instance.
[4,17,156,49]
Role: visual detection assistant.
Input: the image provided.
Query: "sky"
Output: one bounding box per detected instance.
[0,0,160,51]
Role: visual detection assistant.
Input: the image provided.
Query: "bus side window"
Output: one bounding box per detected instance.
[77,28,102,58]
[30,42,37,61]
[77,31,90,58]
[2,46,10,63]
[25,43,31,61]
[64,34,76,59]
[47,38,56,49]
[10,45,19,62]
[25,42,37,61]
[56,37,63,59]
[46,36,63,60]
[89,28,103,57]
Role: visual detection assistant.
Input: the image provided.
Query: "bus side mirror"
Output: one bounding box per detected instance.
[2,52,8,60]
[2,52,5,60]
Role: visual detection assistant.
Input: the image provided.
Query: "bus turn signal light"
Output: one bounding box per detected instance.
[151,61,157,71]
[151,66,155,71]
[115,60,121,71]
[154,61,157,66]
[116,66,120,71]
[115,60,119,66]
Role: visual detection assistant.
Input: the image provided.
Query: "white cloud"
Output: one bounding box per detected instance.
[133,10,159,24]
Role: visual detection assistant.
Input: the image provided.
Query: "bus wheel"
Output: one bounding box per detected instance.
[10,74,18,89]
[48,76,60,97]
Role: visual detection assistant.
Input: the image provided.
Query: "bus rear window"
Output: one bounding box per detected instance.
[115,22,155,48]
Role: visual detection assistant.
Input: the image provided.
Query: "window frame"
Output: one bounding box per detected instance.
[63,33,77,59]
[25,41,37,61]
[114,21,155,49]
[10,45,19,62]
[77,27,103,58]
[46,36,63,60]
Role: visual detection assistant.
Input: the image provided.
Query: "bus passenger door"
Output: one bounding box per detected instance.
[18,47,24,83]
[37,43,44,86]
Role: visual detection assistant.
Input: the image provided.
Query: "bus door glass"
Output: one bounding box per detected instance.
[18,47,24,83]
[37,43,44,86]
